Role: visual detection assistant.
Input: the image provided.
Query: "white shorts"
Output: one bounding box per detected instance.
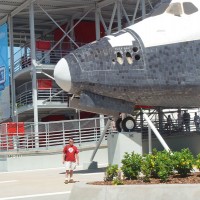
[65,161,76,171]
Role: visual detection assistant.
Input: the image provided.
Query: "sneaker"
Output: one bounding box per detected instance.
[64,180,68,184]
[68,179,74,183]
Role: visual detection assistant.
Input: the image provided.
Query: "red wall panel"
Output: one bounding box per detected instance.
[6,122,25,136]
[36,40,51,50]
[53,21,105,46]
[41,115,69,122]
[38,79,52,90]
[54,24,68,41]
[74,20,105,44]
[80,111,96,119]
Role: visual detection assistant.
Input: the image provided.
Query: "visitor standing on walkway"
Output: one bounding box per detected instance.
[194,112,200,131]
[183,110,190,132]
[63,138,79,184]
[166,115,173,132]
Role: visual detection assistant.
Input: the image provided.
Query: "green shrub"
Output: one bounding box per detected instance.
[142,150,173,182]
[105,149,195,184]
[157,164,171,182]
[153,150,173,181]
[195,154,200,170]
[104,164,118,181]
[121,152,143,180]
[172,148,194,177]
[112,177,124,185]
[141,153,155,182]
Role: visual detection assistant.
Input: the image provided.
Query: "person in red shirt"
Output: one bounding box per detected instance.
[63,138,79,184]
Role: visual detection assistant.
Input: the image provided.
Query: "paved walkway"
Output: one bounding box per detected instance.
[0,166,105,200]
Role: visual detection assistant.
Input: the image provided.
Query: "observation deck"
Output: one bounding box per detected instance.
[12,41,81,122]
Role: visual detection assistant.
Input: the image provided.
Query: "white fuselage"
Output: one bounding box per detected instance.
[107,0,200,48]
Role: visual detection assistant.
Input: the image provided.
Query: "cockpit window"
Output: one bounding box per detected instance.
[126,52,133,64]
[183,2,198,15]
[166,3,182,16]
[116,52,123,65]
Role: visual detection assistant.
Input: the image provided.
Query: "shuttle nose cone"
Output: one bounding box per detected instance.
[54,58,72,92]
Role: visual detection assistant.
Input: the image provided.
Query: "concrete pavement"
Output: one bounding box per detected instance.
[0,165,105,200]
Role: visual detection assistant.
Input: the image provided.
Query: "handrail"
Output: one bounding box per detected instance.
[0,117,109,152]
[1,109,200,152]
[16,87,69,107]
[13,41,87,73]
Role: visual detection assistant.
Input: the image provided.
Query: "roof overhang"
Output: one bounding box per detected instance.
[0,0,160,46]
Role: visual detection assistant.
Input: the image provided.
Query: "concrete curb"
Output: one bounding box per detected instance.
[69,182,200,200]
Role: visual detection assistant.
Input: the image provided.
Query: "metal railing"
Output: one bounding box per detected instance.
[137,118,200,139]
[13,41,86,73]
[0,117,109,152]
[1,110,200,152]
[38,89,69,103]
[16,81,69,107]
[16,81,32,95]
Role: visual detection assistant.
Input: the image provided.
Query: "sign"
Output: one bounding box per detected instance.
[0,23,10,121]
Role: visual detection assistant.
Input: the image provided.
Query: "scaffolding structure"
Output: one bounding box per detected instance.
[0,0,159,133]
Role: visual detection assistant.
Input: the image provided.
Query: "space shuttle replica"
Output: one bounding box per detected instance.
[54,0,200,130]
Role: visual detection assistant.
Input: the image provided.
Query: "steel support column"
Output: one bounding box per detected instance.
[95,7,101,40]
[141,0,146,20]
[140,111,144,132]
[90,118,111,162]
[148,125,152,154]
[120,1,131,26]
[158,107,163,134]
[117,0,122,31]
[8,16,16,122]
[29,2,39,148]
[108,2,117,34]
[99,10,108,35]
[70,18,75,49]
[95,6,105,132]
[132,0,141,24]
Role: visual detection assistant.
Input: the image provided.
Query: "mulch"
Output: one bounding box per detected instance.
[89,172,200,185]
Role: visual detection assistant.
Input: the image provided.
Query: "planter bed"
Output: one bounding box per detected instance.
[90,172,200,185]
[69,181,200,200]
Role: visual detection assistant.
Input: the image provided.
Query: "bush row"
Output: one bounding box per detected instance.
[105,148,199,184]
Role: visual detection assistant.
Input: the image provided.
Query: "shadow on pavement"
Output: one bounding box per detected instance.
[59,167,106,174]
